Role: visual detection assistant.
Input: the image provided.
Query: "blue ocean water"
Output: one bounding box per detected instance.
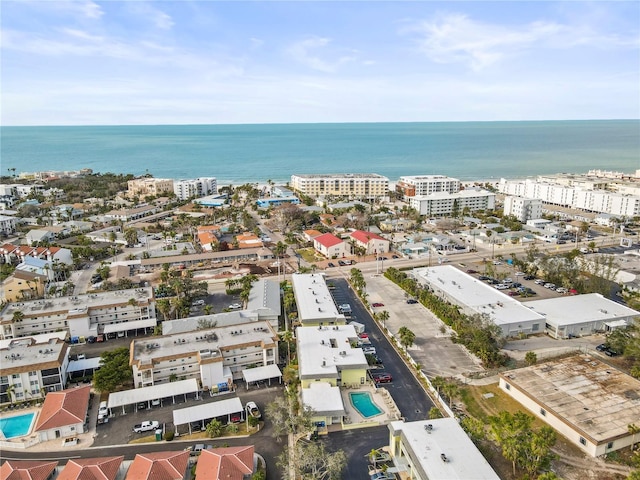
[1,121,638,184]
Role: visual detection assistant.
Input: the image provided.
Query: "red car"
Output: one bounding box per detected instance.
[371,302,384,307]
[358,333,369,339]
[466,269,478,274]
[371,372,392,383]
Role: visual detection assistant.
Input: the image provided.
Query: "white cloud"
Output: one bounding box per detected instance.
[125,2,174,30]
[286,36,355,73]
[402,12,640,71]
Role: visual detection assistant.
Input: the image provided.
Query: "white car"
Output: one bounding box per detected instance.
[191,299,205,306]
[228,303,242,310]
[495,284,509,290]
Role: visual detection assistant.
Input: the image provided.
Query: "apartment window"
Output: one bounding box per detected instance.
[504,383,511,390]
[29,371,37,377]
[540,408,546,416]
[12,374,20,379]
[579,437,587,446]
[607,442,614,449]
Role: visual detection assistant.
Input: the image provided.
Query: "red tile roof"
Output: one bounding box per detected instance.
[314,233,344,248]
[57,457,123,480]
[350,230,386,243]
[195,446,254,480]
[125,451,189,480]
[34,385,90,432]
[0,460,58,480]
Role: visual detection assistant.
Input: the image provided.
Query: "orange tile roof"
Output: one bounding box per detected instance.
[57,457,123,480]
[195,446,254,480]
[236,233,263,249]
[34,385,90,432]
[0,460,58,480]
[303,229,323,238]
[125,451,189,480]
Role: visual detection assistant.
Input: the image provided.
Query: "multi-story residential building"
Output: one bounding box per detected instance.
[0,195,17,210]
[503,196,542,222]
[386,418,500,480]
[103,204,158,222]
[395,175,461,198]
[15,184,46,198]
[1,270,47,303]
[498,178,640,216]
[127,178,174,199]
[0,332,70,403]
[173,177,217,201]
[349,230,389,255]
[130,320,278,389]
[290,173,389,199]
[408,190,496,217]
[291,273,347,326]
[0,215,17,236]
[0,244,73,267]
[0,287,156,340]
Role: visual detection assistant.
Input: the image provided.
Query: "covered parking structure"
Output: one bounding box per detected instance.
[66,357,102,382]
[173,397,244,435]
[103,318,157,337]
[107,379,199,415]
[241,364,283,389]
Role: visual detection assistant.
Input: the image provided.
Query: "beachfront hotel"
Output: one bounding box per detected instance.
[173,177,217,201]
[290,173,389,199]
[126,177,174,199]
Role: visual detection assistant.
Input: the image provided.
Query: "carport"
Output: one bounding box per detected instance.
[241,364,282,389]
[66,357,102,381]
[173,396,244,435]
[107,378,199,414]
[103,319,156,337]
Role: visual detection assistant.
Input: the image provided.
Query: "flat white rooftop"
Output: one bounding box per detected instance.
[501,354,640,443]
[0,287,153,322]
[301,382,345,418]
[132,320,277,367]
[0,333,67,372]
[525,293,639,327]
[291,273,344,324]
[297,325,368,379]
[389,418,500,480]
[414,266,545,327]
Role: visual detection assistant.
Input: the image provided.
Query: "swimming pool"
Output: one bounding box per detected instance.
[0,412,36,439]
[349,392,383,418]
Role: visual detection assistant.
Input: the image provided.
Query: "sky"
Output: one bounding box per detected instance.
[1,1,639,126]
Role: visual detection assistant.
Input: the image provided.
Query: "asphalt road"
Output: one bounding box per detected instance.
[329,277,435,422]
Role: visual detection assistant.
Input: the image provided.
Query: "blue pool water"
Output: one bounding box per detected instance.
[350,392,383,418]
[0,413,35,439]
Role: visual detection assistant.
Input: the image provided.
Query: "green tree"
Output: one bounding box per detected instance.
[93,347,133,393]
[123,227,138,246]
[428,407,443,419]
[525,351,538,366]
[206,418,224,438]
[398,326,416,350]
[629,423,640,451]
[279,440,346,480]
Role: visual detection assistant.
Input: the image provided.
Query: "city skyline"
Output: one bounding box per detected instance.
[2,1,639,126]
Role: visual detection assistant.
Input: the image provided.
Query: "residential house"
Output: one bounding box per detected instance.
[0,215,17,236]
[1,269,47,303]
[313,233,348,259]
[34,385,91,441]
[235,232,263,249]
[57,457,124,480]
[195,446,255,480]
[349,230,389,255]
[0,460,58,480]
[125,451,190,480]
[197,225,221,252]
[302,229,323,242]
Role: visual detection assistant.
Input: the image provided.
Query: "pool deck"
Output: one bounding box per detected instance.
[332,384,401,431]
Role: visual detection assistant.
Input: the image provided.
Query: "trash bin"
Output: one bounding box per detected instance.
[155,429,162,441]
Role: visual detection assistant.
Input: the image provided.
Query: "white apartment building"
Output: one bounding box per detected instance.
[291,273,347,326]
[395,175,461,198]
[130,320,278,389]
[498,178,640,216]
[0,332,70,403]
[503,196,542,222]
[126,178,174,199]
[408,190,495,217]
[173,177,218,201]
[290,173,389,199]
[0,215,17,236]
[0,287,156,340]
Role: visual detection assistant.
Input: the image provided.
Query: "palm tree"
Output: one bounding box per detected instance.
[629,423,640,451]
[280,330,294,364]
[442,381,459,409]
[378,310,390,330]
[5,384,16,405]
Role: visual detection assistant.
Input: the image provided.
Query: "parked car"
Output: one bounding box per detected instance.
[133,420,159,433]
[391,255,400,259]
[556,287,568,294]
[228,303,242,310]
[534,279,546,285]
[230,412,242,423]
[246,401,261,419]
[507,291,520,296]
[370,472,396,480]
[478,275,490,281]
[191,299,205,306]
[338,260,346,266]
[137,402,147,410]
[605,348,620,357]
[495,284,509,290]
[544,283,556,289]
[371,372,392,383]
[98,401,108,416]
[186,444,212,456]
[87,336,97,344]
[492,260,502,265]
[466,269,478,274]
[371,302,384,307]
[362,346,377,355]
[524,275,536,280]
[96,334,105,342]
[151,398,161,407]
[406,299,419,304]
[596,343,608,352]
[327,262,336,268]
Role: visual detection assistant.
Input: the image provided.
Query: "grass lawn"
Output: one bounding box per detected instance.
[296,248,323,264]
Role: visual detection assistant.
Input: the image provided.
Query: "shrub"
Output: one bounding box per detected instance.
[164,431,174,441]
